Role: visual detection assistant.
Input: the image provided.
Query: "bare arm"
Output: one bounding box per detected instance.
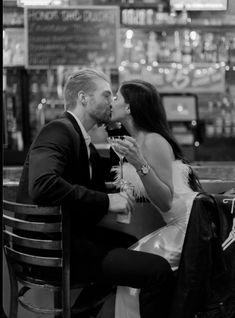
[115,134,174,212]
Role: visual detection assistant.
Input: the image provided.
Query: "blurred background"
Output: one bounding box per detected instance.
[2,0,235,167]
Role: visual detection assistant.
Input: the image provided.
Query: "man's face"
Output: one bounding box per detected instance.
[86,79,113,125]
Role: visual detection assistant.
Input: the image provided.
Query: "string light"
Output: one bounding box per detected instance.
[121,61,128,66]
[119,60,235,74]
[133,62,139,68]
[118,65,125,72]
[183,68,189,74]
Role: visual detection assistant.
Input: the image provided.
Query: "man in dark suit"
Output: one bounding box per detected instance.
[17,69,174,318]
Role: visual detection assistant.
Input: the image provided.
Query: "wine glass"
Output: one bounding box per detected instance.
[107,136,135,224]
[107,136,125,186]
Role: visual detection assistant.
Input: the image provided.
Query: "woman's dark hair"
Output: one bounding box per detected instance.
[120,79,202,191]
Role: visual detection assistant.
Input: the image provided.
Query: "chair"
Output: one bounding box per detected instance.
[3,199,112,318]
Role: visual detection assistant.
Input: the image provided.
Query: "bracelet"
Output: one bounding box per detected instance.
[136,163,151,176]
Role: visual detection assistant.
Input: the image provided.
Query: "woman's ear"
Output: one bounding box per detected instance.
[126,105,131,115]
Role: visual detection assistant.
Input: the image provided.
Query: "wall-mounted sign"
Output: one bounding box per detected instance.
[18,0,53,6]
[170,0,227,11]
[25,6,119,68]
[119,64,225,93]
[121,8,169,26]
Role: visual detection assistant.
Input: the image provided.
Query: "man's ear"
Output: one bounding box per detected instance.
[78,91,87,105]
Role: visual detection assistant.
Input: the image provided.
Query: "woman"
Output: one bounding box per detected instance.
[110,79,202,318]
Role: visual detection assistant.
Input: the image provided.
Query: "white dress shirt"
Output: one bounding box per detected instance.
[67,111,92,178]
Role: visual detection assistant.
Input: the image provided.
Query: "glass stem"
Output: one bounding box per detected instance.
[120,157,123,180]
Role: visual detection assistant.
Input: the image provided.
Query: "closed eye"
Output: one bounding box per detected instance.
[103,91,112,101]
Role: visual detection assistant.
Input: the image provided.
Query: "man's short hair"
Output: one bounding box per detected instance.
[64,68,110,110]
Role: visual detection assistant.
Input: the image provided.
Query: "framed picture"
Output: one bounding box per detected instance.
[3,28,25,66]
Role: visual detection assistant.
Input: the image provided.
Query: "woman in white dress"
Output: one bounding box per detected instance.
[109,79,202,318]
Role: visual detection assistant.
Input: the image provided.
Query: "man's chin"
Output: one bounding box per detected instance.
[96,118,110,127]
[97,115,120,127]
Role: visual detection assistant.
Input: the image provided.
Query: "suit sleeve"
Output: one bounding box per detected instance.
[28,121,109,215]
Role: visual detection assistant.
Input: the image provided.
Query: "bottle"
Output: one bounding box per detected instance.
[159,32,170,63]
[228,39,235,65]
[172,31,182,62]
[181,30,192,64]
[205,101,215,138]
[222,97,232,137]
[217,37,228,63]
[156,4,166,24]
[232,106,235,137]
[179,5,191,24]
[204,33,216,63]
[169,5,177,24]
[224,110,232,137]
[214,101,223,137]
[132,40,146,63]
[147,32,159,63]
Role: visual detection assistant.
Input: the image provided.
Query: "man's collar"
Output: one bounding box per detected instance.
[66,110,91,146]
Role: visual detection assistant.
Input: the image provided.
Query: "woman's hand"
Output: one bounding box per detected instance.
[114,136,147,170]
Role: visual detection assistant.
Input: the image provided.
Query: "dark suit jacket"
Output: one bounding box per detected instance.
[17,111,109,238]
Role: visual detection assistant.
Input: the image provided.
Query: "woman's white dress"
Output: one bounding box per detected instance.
[114,160,198,318]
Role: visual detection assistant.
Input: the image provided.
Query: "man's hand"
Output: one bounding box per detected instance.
[108,192,135,215]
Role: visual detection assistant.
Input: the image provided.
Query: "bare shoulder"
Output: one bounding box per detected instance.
[143,133,173,158]
[141,133,174,191]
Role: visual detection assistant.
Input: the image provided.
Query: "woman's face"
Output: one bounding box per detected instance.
[111,89,129,123]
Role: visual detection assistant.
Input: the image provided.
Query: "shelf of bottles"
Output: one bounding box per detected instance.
[118,6,235,144]
[205,96,235,139]
[118,26,235,94]
[119,6,235,69]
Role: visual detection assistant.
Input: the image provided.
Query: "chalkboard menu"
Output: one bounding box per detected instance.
[25,6,119,68]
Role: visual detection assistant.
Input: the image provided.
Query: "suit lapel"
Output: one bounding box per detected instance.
[62,111,90,181]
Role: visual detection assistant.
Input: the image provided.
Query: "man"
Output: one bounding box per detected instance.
[17,68,174,318]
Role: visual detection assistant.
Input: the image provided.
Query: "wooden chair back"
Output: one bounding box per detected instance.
[3,199,71,317]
